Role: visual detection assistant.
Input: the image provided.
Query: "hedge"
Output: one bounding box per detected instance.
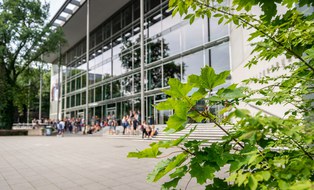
[0,130,28,136]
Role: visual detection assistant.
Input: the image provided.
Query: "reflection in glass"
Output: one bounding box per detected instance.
[182,51,204,83]
[209,17,228,41]
[67,81,71,93]
[206,43,230,73]
[112,80,121,98]
[89,89,94,103]
[76,93,81,106]
[95,86,102,102]
[163,29,181,57]
[146,38,162,64]
[122,100,132,116]
[148,67,162,90]
[71,95,75,107]
[121,75,133,96]
[82,92,86,105]
[71,79,75,91]
[182,19,204,51]
[134,73,141,93]
[103,83,111,100]
[163,59,182,87]
[82,74,86,88]
[76,77,81,90]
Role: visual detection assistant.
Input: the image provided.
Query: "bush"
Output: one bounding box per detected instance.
[0,130,28,136]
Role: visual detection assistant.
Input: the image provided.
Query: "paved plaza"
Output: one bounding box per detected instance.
[0,136,205,190]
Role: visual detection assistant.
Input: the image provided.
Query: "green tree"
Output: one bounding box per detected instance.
[0,0,63,129]
[128,0,314,189]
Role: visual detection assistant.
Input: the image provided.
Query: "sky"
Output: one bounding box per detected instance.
[41,0,66,20]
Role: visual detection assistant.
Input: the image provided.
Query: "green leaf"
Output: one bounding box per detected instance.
[161,177,181,190]
[248,175,258,190]
[128,143,161,158]
[147,152,188,182]
[190,164,216,184]
[164,78,193,98]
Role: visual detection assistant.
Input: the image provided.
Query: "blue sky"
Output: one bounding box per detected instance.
[41,0,66,20]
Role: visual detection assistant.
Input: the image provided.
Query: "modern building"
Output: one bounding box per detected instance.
[46,0,296,124]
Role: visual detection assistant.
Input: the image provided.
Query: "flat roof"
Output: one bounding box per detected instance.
[44,0,130,63]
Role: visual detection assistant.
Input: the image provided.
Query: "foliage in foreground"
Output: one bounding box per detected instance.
[129,0,314,189]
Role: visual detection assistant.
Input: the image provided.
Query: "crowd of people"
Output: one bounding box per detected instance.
[32,110,158,139]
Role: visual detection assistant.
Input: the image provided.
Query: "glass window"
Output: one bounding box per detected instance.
[209,17,228,41]
[163,59,181,87]
[95,86,102,102]
[112,80,121,98]
[88,72,95,85]
[133,0,140,21]
[67,81,71,93]
[162,13,181,31]
[113,57,125,77]
[122,100,132,116]
[112,14,121,34]
[66,96,70,108]
[146,12,162,38]
[182,19,204,51]
[146,38,162,64]
[76,76,81,90]
[133,48,141,68]
[182,51,204,83]
[82,74,86,88]
[122,6,132,27]
[120,51,133,71]
[103,83,111,100]
[162,29,181,57]
[145,0,160,13]
[71,80,76,91]
[121,75,133,96]
[103,22,111,40]
[82,92,86,105]
[89,89,94,103]
[148,66,162,90]
[206,43,230,73]
[76,93,81,106]
[71,95,75,107]
[62,84,65,95]
[134,73,141,93]
[95,27,103,45]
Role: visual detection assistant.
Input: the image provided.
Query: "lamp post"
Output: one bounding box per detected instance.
[140,0,145,123]
[85,0,90,125]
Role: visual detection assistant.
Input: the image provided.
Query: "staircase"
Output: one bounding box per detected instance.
[154,123,232,145]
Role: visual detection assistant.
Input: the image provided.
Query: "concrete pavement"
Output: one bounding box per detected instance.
[0,136,206,190]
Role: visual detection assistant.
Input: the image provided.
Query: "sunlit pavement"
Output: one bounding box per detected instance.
[0,136,209,190]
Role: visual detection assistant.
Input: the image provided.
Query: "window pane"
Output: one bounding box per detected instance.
[207,43,230,73]
[103,83,111,100]
[182,19,204,51]
[95,86,102,102]
[82,92,86,105]
[76,77,81,90]
[71,95,75,107]
[76,94,81,106]
[146,38,162,64]
[182,51,204,83]
[112,80,121,98]
[209,17,228,41]
[121,75,133,96]
[163,29,181,57]
[71,80,75,91]
[134,73,141,93]
[89,89,94,103]
[148,66,162,90]
[163,59,181,87]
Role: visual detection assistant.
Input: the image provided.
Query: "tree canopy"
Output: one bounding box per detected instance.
[0,0,63,128]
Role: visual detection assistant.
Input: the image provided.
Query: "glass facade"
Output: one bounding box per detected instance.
[58,0,230,124]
